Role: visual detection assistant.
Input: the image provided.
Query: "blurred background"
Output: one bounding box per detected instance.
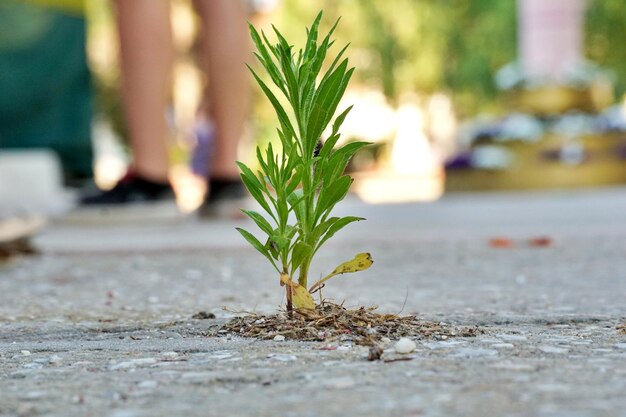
[2,0,626,214]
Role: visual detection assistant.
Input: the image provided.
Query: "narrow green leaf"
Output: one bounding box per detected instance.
[241,210,274,236]
[323,43,351,84]
[315,175,352,220]
[303,11,323,62]
[315,216,364,253]
[331,105,353,137]
[247,65,297,139]
[249,23,289,95]
[318,134,341,159]
[285,169,302,196]
[306,60,351,154]
[269,234,290,251]
[287,189,307,221]
[310,216,339,244]
[237,161,275,220]
[322,141,370,186]
[255,146,269,174]
[236,228,279,272]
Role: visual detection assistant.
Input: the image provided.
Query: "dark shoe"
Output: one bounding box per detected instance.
[81,172,174,205]
[197,177,248,219]
[67,173,180,223]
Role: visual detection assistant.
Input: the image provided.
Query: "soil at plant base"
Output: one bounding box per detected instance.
[220,301,482,346]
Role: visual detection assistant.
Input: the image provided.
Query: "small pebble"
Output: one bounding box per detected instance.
[394,338,417,354]
[267,353,297,362]
[159,352,179,360]
[49,355,62,364]
[192,311,216,320]
[273,335,286,342]
[108,358,157,371]
[136,380,158,389]
[21,350,31,356]
[492,343,515,349]
[368,346,383,361]
[538,345,568,354]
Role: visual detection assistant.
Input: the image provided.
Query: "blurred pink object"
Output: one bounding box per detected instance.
[518,0,586,82]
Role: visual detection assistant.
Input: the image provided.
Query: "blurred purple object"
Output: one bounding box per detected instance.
[445,152,473,170]
[190,120,215,177]
[615,143,626,160]
[597,106,626,133]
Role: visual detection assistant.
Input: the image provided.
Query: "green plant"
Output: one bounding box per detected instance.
[237,11,372,311]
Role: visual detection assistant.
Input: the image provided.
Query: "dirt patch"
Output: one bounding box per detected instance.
[220,302,481,346]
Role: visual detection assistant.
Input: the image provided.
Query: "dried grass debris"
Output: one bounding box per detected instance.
[221,302,481,346]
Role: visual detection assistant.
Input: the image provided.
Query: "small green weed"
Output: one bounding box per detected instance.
[237,12,372,311]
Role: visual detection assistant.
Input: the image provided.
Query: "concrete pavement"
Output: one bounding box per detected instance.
[1,187,625,417]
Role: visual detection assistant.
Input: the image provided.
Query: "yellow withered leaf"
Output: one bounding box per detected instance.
[280,273,315,310]
[331,252,373,275]
[291,283,316,310]
[309,253,373,293]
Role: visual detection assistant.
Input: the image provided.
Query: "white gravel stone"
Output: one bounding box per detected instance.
[492,343,515,349]
[497,334,528,342]
[394,338,417,354]
[108,358,158,371]
[159,351,179,359]
[20,350,31,356]
[23,362,44,369]
[273,335,286,342]
[267,353,297,362]
[136,380,158,389]
[48,355,62,364]
[538,345,569,354]
[453,348,499,358]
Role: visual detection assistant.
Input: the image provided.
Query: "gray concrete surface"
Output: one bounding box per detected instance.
[1,187,625,417]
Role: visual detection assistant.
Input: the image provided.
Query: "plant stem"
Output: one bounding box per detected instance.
[298,259,311,287]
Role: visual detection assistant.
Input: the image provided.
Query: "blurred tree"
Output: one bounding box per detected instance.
[587,0,626,99]
[271,0,623,114]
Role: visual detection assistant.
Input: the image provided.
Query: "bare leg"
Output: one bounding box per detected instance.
[113,0,173,183]
[194,0,250,180]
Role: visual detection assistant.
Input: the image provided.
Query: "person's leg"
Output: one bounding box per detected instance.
[193,0,250,180]
[113,0,173,183]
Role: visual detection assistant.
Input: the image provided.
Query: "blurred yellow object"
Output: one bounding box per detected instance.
[24,0,84,15]
[446,133,626,191]
[506,82,614,116]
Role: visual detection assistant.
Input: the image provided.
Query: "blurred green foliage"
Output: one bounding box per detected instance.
[273,0,625,115]
[587,0,626,99]
[84,0,626,152]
